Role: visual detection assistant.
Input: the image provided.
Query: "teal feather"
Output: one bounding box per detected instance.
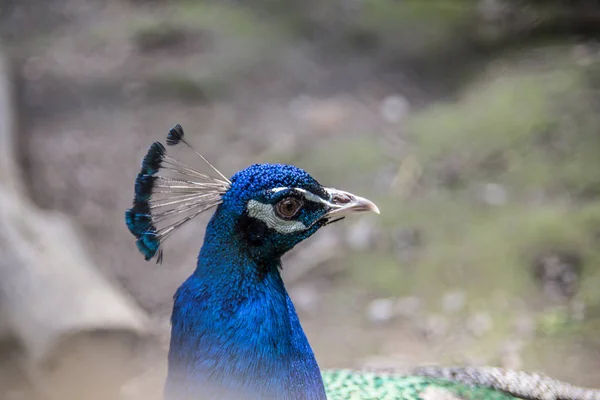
[321,367,600,400]
[322,370,518,400]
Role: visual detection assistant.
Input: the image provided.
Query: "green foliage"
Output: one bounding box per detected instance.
[123,1,293,104]
[132,23,189,52]
[269,136,391,189]
[398,57,600,312]
[173,0,289,41]
[409,67,586,189]
[360,0,476,30]
[146,71,228,102]
[330,52,600,366]
[408,60,600,196]
[354,0,477,55]
[537,307,582,336]
[295,136,390,184]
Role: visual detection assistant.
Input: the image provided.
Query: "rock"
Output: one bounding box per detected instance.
[466,312,493,338]
[442,291,466,314]
[380,95,410,124]
[533,251,581,302]
[419,314,448,340]
[572,44,594,67]
[345,216,379,252]
[395,296,422,320]
[499,340,523,370]
[0,47,151,400]
[366,298,395,325]
[479,183,507,206]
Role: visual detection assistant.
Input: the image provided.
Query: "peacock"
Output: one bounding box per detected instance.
[125,124,600,400]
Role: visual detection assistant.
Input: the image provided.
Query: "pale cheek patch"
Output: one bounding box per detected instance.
[246,200,307,234]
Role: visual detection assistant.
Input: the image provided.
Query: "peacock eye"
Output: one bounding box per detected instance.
[274,197,303,219]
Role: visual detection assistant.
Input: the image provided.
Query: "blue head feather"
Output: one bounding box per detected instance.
[166,163,330,400]
[125,142,166,261]
[166,123,185,146]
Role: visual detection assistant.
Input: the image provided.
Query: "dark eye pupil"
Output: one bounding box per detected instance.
[276,197,302,218]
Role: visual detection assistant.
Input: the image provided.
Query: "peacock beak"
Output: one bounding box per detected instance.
[321,187,380,219]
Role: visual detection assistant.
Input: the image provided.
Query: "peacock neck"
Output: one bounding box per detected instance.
[165,213,327,400]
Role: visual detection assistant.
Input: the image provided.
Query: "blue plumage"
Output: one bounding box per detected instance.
[135,231,161,261]
[161,161,382,399]
[165,163,333,400]
[125,142,166,260]
[166,123,185,146]
[125,126,379,399]
[141,141,166,173]
[134,175,156,202]
[126,127,600,400]
[124,208,152,237]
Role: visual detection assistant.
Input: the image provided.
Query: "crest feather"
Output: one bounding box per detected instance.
[125,125,230,262]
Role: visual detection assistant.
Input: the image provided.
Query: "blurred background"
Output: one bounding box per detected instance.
[1,0,600,399]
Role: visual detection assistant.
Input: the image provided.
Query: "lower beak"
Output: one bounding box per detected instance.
[322,188,380,219]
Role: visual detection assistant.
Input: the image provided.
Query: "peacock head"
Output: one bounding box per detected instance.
[125,124,379,263]
[216,163,379,260]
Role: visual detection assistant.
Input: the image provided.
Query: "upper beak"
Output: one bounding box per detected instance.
[321,187,380,219]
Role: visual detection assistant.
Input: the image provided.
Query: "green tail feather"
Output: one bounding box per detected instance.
[322,370,519,400]
[323,367,600,400]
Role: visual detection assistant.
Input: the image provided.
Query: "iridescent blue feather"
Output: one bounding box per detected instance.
[125,125,230,263]
[166,123,185,146]
[124,126,600,400]
[125,142,166,260]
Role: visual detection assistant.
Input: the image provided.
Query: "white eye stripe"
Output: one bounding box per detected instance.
[268,187,331,206]
[247,200,307,234]
[293,188,330,205]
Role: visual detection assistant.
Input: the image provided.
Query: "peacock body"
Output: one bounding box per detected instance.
[125,125,600,400]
